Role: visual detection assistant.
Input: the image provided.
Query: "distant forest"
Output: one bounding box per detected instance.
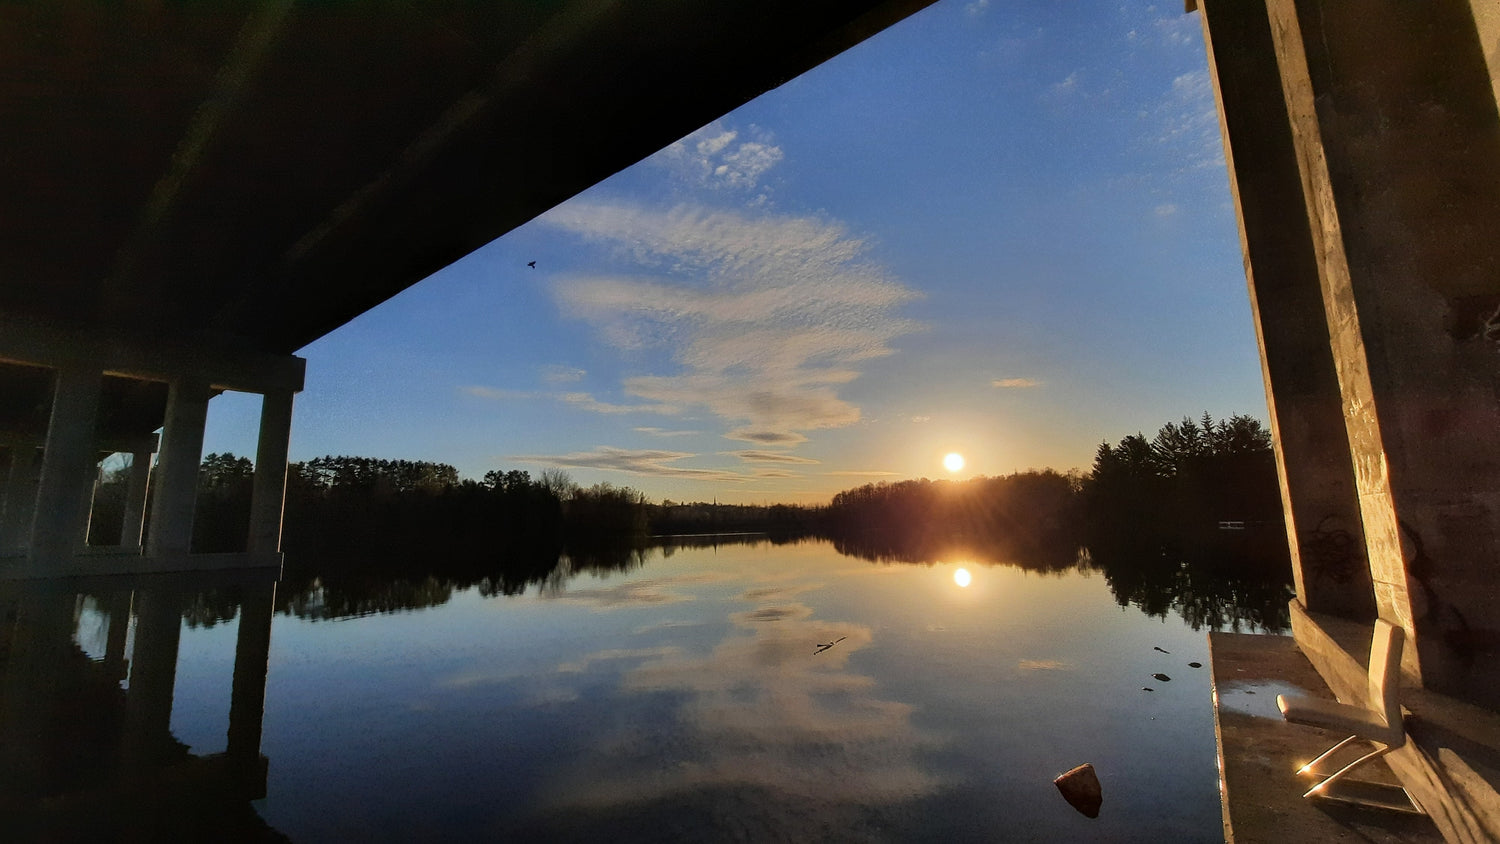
[90,411,1293,630]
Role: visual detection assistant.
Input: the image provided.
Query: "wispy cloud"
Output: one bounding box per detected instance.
[1154,203,1179,217]
[964,0,990,17]
[910,415,931,423]
[543,202,920,449]
[460,385,533,400]
[560,392,677,415]
[541,365,587,383]
[992,377,1041,388]
[463,385,676,416]
[515,446,744,481]
[726,450,821,465]
[654,122,785,195]
[827,470,902,477]
[634,427,700,437]
[752,469,799,479]
[1156,69,1223,174]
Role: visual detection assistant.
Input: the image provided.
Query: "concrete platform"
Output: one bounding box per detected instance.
[1209,632,1443,843]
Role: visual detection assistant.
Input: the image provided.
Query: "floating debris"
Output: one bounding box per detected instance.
[1152,673,1172,682]
[1054,763,1103,818]
[814,636,847,655]
[1153,646,1171,654]
[1188,662,1202,669]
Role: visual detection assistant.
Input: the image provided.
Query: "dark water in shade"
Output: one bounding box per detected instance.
[3,537,1289,842]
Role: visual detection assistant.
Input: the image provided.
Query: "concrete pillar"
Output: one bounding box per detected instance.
[1265,0,1500,704]
[1197,0,1374,621]
[147,378,212,557]
[0,447,40,552]
[124,588,183,765]
[248,390,294,555]
[119,450,152,548]
[227,582,276,768]
[30,365,102,561]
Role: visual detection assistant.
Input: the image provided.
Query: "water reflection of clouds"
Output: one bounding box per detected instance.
[545,579,942,819]
[543,572,728,608]
[557,646,683,674]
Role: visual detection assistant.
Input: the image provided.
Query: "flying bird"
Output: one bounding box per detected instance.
[814,636,847,655]
[527,260,536,268]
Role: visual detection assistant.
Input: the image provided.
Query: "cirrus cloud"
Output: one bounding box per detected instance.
[514,446,744,481]
[542,201,921,449]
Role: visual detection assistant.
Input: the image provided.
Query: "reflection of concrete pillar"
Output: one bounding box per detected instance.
[125,589,183,762]
[120,450,152,548]
[31,365,102,561]
[1197,0,1373,620]
[227,582,276,766]
[104,589,134,683]
[0,587,77,793]
[1266,0,1500,704]
[248,391,294,555]
[147,379,212,557]
[1,447,41,552]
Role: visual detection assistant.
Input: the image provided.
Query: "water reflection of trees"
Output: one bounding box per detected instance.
[830,528,1292,633]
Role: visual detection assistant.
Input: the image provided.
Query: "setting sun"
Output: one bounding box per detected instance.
[954,568,972,588]
[943,452,965,473]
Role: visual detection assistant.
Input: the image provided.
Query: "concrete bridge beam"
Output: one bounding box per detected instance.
[1262,0,1500,705]
[1197,0,1374,621]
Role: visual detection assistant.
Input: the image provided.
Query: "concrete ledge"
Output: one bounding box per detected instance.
[0,313,306,393]
[1210,631,1442,843]
[1291,603,1500,843]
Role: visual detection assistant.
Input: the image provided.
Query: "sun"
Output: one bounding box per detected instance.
[943,452,965,473]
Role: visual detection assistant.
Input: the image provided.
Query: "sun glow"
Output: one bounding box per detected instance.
[954,568,972,588]
[943,452,965,473]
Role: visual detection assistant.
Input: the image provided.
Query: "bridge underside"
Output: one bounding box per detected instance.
[0,0,936,576]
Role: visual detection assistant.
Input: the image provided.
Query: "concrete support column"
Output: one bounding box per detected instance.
[248,390,294,555]
[0,447,41,552]
[124,588,183,764]
[147,378,212,557]
[227,582,276,768]
[119,450,152,548]
[1265,0,1500,704]
[30,365,102,561]
[1197,0,1373,621]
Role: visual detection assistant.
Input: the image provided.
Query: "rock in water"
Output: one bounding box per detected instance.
[1054,763,1103,818]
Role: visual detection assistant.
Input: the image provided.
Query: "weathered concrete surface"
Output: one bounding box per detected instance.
[1263,0,1500,706]
[1211,631,1443,843]
[1291,604,1500,843]
[1196,0,1373,620]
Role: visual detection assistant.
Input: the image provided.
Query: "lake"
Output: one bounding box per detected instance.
[2,535,1291,841]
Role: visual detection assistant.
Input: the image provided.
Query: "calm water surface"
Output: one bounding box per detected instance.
[7,537,1288,841]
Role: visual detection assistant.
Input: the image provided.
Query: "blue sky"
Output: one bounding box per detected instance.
[204,0,1266,504]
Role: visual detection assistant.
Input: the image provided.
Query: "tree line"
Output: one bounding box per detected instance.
[91,411,1293,630]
